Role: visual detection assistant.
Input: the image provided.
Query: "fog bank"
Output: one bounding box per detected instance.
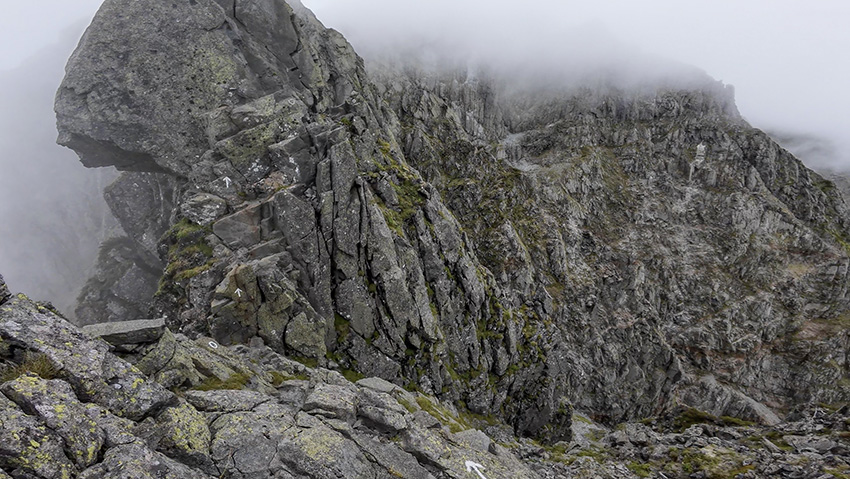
[301,0,850,171]
[0,27,116,316]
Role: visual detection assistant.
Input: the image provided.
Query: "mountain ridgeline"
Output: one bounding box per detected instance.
[54,0,850,444]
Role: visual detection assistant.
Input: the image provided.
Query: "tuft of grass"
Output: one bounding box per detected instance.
[627,461,652,478]
[397,397,418,414]
[292,356,318,369]
[269,371,289,387]
[341,369,365,383]
[672,408,753,431]
[155,219,215,297]
[1,353,60,383]
[192,372,252,391]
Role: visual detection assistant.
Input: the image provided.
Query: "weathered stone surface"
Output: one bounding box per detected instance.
[285,312,327,359]
[277,416,378,479]
[1,374,106,468]
[400,424,539,479]
[212,204,263,250]
[357,387,409,432]
[0,394,76,479]
[75,235,162,326]
[180,193,228,226]
[302,382,358,422]
[82,318,166,345]
[208,402,296,475]
[0,295,174,420]
[356,376,400,394]
[154,401,212,468]
[77,443,213,479]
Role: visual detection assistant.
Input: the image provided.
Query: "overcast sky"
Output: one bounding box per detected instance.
[298,0,850,168]
[2,0,848,167]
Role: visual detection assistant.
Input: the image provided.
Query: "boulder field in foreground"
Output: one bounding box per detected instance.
[3,282,850,477]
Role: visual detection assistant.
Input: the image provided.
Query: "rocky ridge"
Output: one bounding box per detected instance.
[51,0,850,459]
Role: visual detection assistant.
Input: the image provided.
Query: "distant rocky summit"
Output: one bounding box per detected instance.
[2,0,845,476]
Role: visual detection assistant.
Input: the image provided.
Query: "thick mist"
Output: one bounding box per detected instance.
[0,27,117,317]
[301,0,850,171]
[1,0,848,317]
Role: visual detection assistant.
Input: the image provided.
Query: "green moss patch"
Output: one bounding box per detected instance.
[156,219,216,297]
[191,372,252,391]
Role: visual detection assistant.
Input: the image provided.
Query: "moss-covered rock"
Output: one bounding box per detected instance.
[1,374,105,468]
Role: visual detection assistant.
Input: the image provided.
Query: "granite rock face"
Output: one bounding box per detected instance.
[55,0,850,453]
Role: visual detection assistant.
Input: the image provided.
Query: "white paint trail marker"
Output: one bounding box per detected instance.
[465,461,488,479]
[234,288,243,298]
[223,176,232,188]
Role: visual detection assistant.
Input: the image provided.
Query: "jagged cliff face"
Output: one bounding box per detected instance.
[55,0,850,439]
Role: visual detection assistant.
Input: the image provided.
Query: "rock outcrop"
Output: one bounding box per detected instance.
[3,280,850,478]
[53,0,850,455]
[0,286,544,478]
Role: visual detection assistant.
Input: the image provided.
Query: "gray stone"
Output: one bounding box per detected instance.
[0,296,174,420]
[785,435,838,454]
[212,203,263,250]
[285,312,327,359]
[0,394,76,479]
[77,443,213,479]
[183,389,274,413]
[452,429,492,453]
[357,387,409,432]
[356,376,399,394]
[209,402,295,475]
[181,193,228,226]
[1,374,106,468]
[277,419,377,479]
[82,318,166,345]
[154,401,212,468]
[74,235,161,326]
[303,383,358,422]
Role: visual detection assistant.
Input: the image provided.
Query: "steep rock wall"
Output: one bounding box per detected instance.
[56,0,850,439]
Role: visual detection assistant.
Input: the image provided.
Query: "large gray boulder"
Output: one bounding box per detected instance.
[54,0,329,176]
[82,318,166,345]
